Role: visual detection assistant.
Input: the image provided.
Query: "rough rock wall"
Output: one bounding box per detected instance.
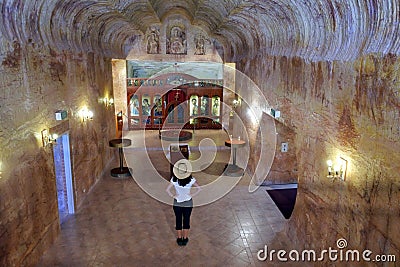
[112,59,127,132]
[237,53,400,260]
[264,121,298,185]
[0,37,115,266]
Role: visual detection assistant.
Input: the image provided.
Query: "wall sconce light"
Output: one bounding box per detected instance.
[41,129,58,146]
[102,97,114,107]
[79,107,94,122]
[49,133,58,144]
[232,98,241,108]
[327,157,348,181]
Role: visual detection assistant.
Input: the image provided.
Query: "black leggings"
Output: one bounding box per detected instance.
[173,199,193,230]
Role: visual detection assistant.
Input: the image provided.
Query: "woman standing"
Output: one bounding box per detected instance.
[166,159,201,246]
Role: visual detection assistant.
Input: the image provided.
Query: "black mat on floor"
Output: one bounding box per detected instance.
[201,162,227,176]
[266,188,297,219]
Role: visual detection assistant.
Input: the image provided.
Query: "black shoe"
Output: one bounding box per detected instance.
[182,238,189,246]
[177,238,183,246]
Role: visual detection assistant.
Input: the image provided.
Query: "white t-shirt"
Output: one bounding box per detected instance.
[171,177,196,203]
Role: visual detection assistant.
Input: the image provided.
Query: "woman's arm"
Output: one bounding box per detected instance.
[191,182,202,197]
[166,183,175,198]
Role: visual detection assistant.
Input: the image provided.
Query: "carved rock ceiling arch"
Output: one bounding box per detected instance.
[1,0,400,61]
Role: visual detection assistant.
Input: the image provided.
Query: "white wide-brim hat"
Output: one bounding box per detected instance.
[173,159,192,179]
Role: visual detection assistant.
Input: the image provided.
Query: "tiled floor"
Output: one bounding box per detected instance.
[37,130,289,266]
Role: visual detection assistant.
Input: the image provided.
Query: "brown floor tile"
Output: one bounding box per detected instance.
[37,130,288,266]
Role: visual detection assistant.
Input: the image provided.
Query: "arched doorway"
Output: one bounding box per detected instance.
[164,89,187,128]
[125,73,223,130]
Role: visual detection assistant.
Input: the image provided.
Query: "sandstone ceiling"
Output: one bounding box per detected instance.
[1,0,400,62]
